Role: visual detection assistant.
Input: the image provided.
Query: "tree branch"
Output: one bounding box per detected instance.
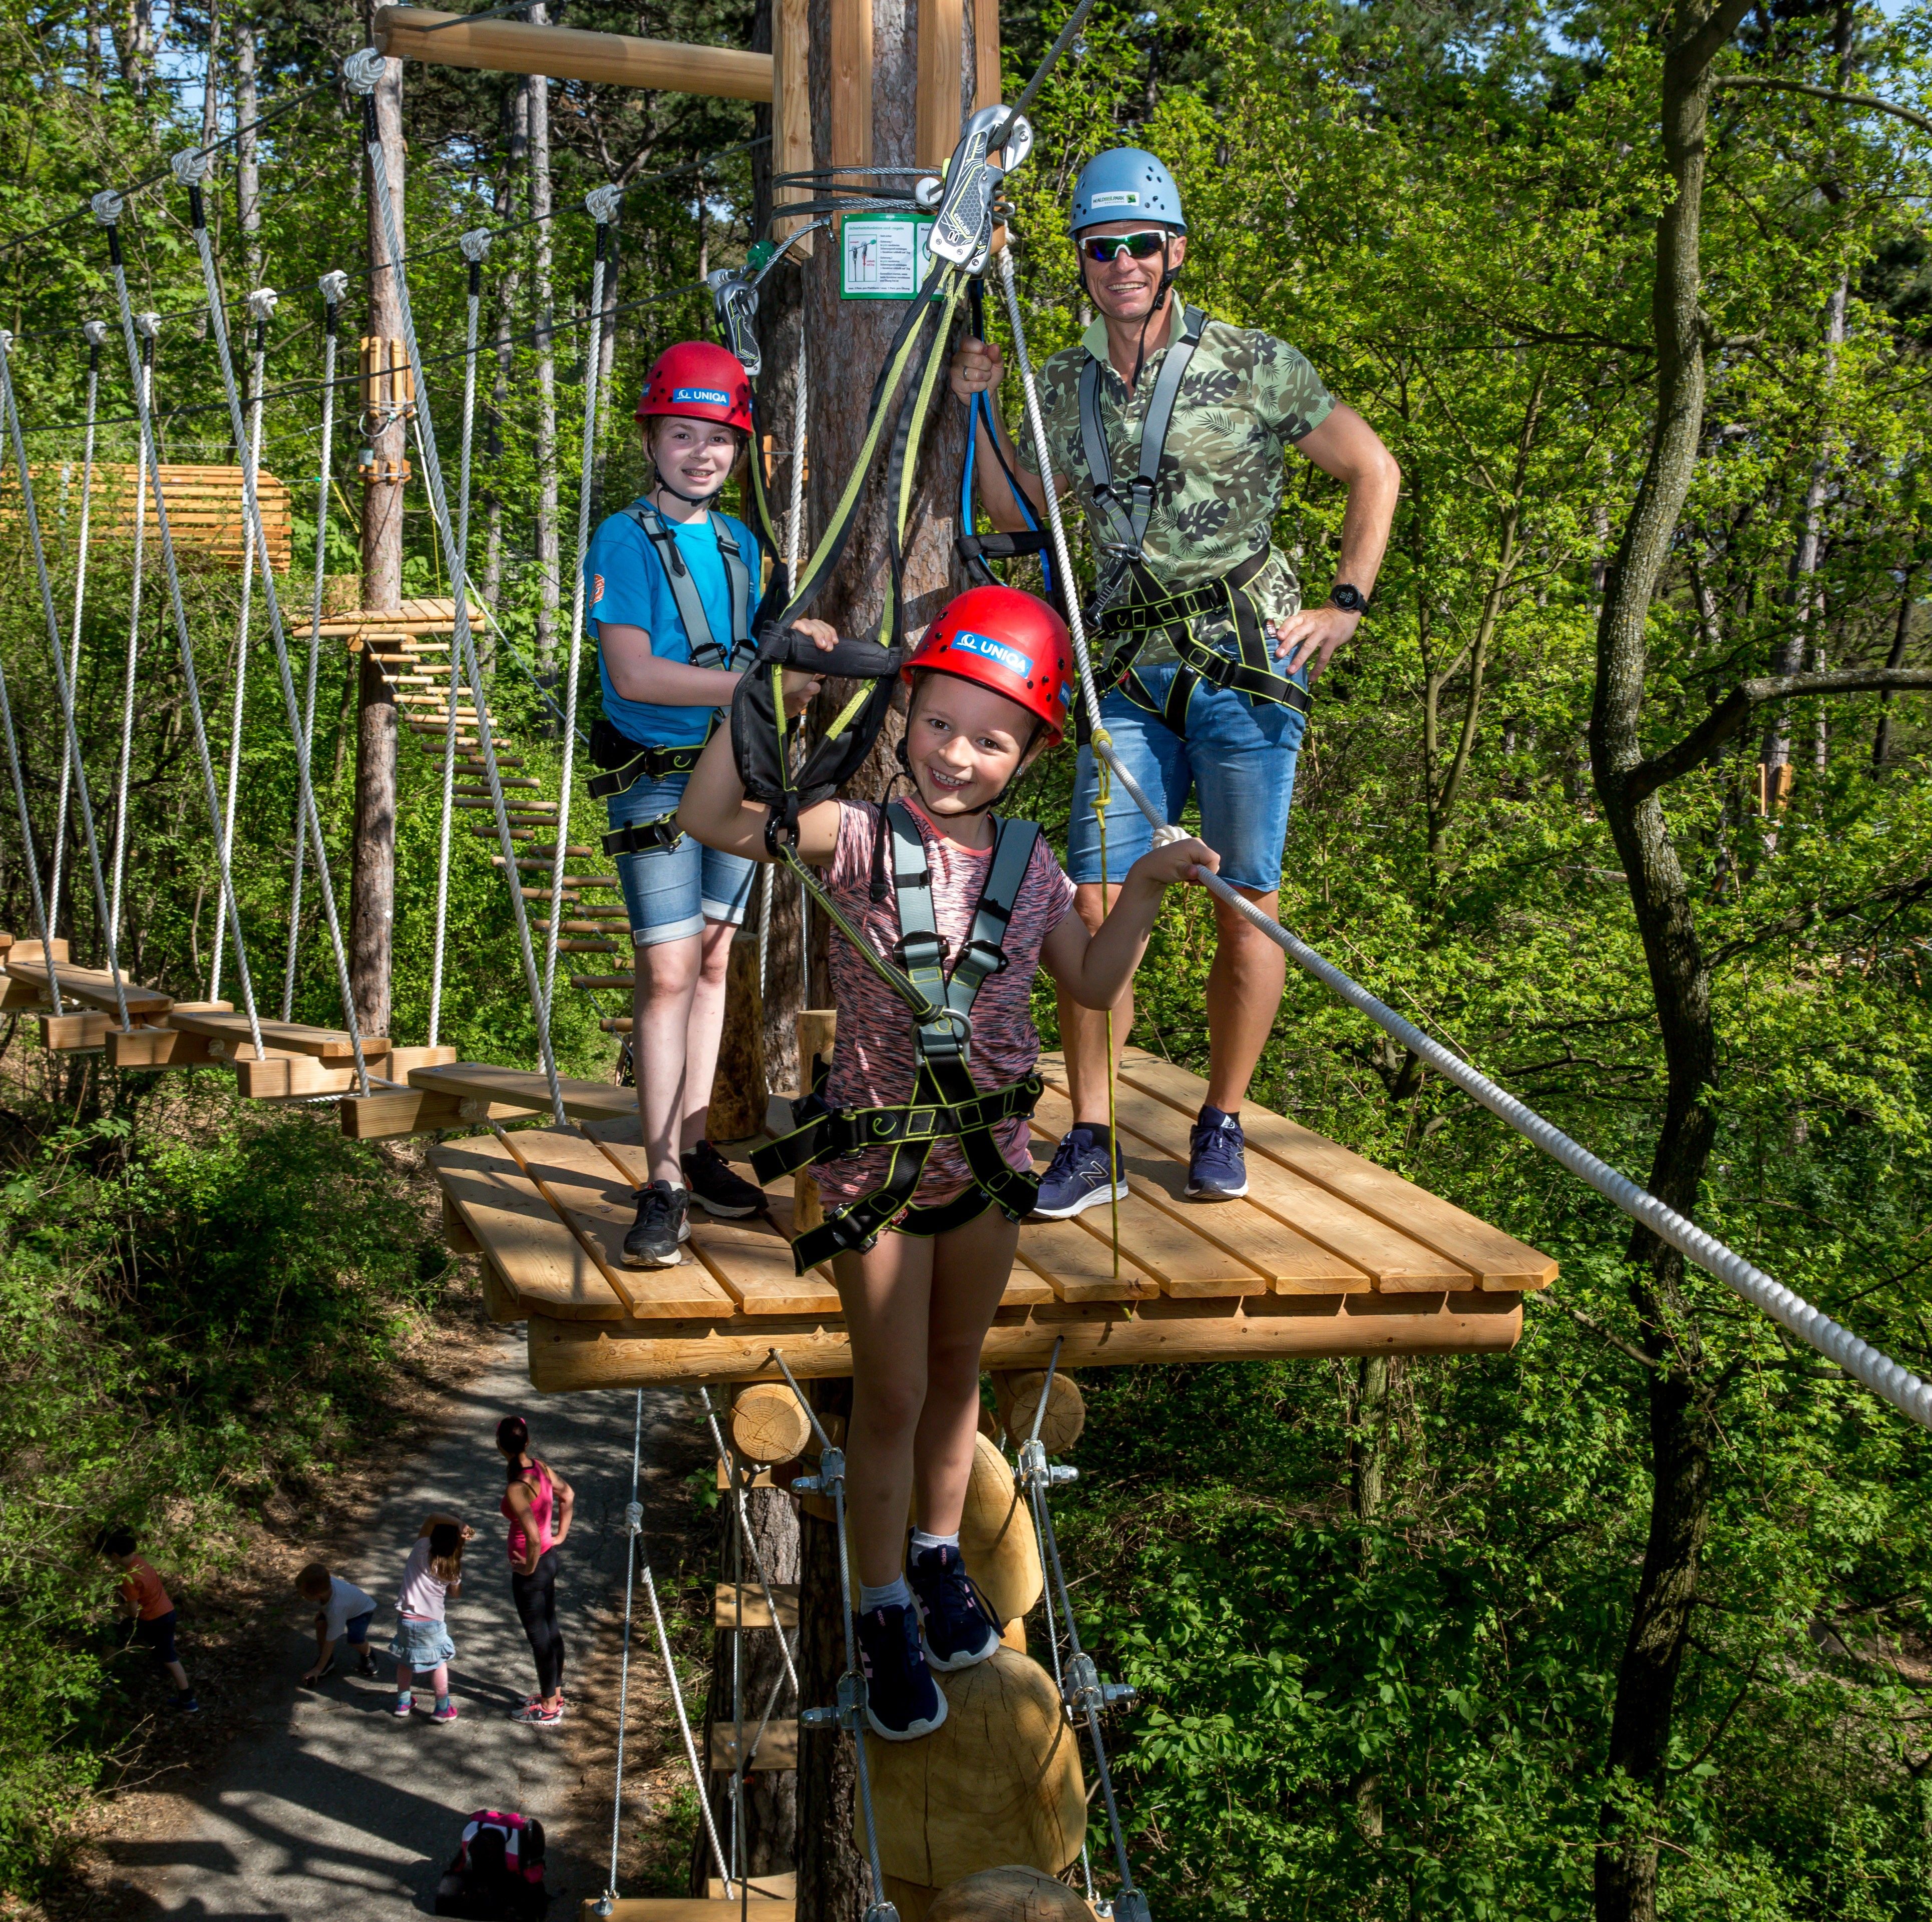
[1628,668,1932,800]
[1713,75,1932,139]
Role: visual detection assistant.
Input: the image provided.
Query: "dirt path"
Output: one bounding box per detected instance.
[94,1329,708,1921]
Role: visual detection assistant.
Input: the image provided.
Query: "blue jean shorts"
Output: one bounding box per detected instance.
[1067,665,1311,892]
[390,1615,456,1669]
[607,769,756,948]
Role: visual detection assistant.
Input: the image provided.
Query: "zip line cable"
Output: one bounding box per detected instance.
[48,324,107,929]
[990,237,1932,1434]
[350,49,568,1125]
[179,156,372,1094]
[283,271,348,1023]
[0,329,133,1032]
[209,286,278,1006]
[95,193,267,1060]
[107,314,157,947]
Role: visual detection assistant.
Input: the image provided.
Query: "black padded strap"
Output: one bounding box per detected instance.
[600,814,683,857]
[586,734,708,801]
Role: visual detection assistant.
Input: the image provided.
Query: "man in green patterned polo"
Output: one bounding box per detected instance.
[948,146,1401,1214]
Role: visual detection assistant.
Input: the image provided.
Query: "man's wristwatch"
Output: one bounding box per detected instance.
[1329,583,1369,615]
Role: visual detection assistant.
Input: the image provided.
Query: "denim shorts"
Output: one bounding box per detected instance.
[1067,665,1311,892]
[391,1615,456,1669]
[607,768,757,948]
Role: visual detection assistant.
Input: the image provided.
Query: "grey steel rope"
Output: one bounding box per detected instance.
[49,326,107,926]
[993,240,1932,1434]
[180,159,370,1093]
[429,232,492,1050]
[602,1388,646,1909]
[0,329,131,1031]
[94,193,265,1060]
[283,272,347,1022]
[542,187,618,1032]
[210,289,276,1005]
[349,49,566,1125]
[108,315,157,948]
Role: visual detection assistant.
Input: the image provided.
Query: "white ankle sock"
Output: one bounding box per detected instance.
[859,1576,912,1613]
[910,1529,959,1556]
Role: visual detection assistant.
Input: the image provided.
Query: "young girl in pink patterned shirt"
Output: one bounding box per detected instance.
[681,585,1215,1741]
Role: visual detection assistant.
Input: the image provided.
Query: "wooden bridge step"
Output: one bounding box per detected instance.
[164,1009,390,1062]
[3,956,173,1016]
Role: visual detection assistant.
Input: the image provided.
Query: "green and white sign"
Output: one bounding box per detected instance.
[840,212,935,300]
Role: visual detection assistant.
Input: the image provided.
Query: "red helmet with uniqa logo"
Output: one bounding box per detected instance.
[635,341,753,434]
[904,585,1076,746]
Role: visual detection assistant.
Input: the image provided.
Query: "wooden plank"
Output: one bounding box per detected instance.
[528,1291,1526,1389]
[0,977,47,1011]
[590,1134,842,1317]
[430,1137,627,1318]
[6,938,70,965]
[916,0,964,169]
[830,0,872,188]
[971,0,999,108]
[408,1060,632,1121]
[1039,1073,1466,1292]
[236,1053,362,1098]
[709,1719,797,1771]
[1116,1055,1558,1290]
[375,6,775,99]
[164,1009,390,1062]
[714,1581,799,1632]
[386,1043,460,1078]
[771,0,812,249]
[108,1024,222,1070]
[1014,1214,1162,1303]
[3,958,171,1016]
[1062,1183,1269,1298]
[499,1128,734,1318]
[587,1903,794,1922]
[707,1876,796,1901]
[1030,1086,1366,1294]
[340,1085,529,1140]
[41,1011,108,1052]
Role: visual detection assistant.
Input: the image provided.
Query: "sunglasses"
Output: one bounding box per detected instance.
[1079,230,1171,264]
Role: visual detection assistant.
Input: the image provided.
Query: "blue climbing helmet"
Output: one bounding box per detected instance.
[1069,148,1188,234]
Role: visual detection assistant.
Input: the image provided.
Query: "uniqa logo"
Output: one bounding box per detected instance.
[950,630,1031,679]
[671,387,732,404]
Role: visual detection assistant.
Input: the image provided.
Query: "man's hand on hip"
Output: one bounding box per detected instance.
[1268,604,1361,680]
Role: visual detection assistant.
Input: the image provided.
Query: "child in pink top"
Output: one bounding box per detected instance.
[680,585,1214,1742]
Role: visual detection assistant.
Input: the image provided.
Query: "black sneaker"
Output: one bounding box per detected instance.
[909,1544,1001,1672]
[168,1691,201,1714]
[1031,1127,1129,1220]
[623,1180,690,1268]
[681,1140,766,1219]
[854,1604,947,1741]
[354,1650,379,1678]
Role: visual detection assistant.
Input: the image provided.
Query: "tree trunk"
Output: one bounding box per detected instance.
[527,24,561,702]
[690,1484,802,1893]
[112,0,153,95]
[1585,8,1748,1918]
[351,42,406,1039]
[482,74,529,651]
[236,16,261,287]
[199,1,221,151]
[1872,566,1915,772]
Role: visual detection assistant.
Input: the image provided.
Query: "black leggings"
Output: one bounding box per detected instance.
[511,1549,565,1698]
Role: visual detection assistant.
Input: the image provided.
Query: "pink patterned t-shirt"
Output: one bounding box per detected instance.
[811,799,1077,1212]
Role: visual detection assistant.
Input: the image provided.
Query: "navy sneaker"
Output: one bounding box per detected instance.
[623,1180,689,1267]
[1187,1109,1249,1200]
[1031,1126,1129,1220]
[909,1544,1001,1672]
[854,1604,947,1741]
[681,1141,766,1220]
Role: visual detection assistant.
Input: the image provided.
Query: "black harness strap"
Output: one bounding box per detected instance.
[601,815,683,858]
[752,804,1045,1272]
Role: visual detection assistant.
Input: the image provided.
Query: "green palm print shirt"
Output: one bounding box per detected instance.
[1019,314,1335,666]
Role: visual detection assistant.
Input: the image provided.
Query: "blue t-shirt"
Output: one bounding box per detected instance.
[585,502,761,749]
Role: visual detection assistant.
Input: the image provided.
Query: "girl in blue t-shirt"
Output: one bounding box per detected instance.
[583,341,773,1267]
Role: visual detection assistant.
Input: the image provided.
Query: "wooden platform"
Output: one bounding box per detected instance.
[4,464,293,570]
[431,1050,1555,1385]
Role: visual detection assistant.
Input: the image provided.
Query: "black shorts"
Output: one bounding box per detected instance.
[137,1609,178,1667]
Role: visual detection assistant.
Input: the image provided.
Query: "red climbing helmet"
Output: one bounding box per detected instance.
[904,585,1076,746]
[635,341,753,434]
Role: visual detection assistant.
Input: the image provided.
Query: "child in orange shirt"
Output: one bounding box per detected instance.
[99,1528,198,1713]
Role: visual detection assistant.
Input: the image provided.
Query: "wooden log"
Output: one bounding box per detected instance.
[867,1648,1085,1885]
[524,1290,1526,1389]
[709,930,767,1143]
[999,1617,1025,1654]
[992,1370,1084,1454]
[886,1884,939,1922]
[959,1429,1039,1624]
[730,1380,815,1465]
[928,1866,1093,1921]
[374,6,775,99]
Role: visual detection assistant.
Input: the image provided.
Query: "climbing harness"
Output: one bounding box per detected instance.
[0,327,133,1031]
[755,803,1045,1272]
[107,311,157,948]
[347,46,567,1123]
[48,320,109,926]
[1075,302,1311,731]
[285,271,347,1023]
[178,152,371,1093]
[210,283,278,1005]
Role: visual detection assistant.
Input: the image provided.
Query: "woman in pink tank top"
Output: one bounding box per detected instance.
[497,1415,575,1724]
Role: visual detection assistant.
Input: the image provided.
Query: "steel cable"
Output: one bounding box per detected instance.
[108,316,157,948]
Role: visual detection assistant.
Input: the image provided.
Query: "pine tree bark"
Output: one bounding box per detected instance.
[527,16,561,704]
[351,39,406,1039]
[235,16,261,287]
[1586,7,1750,1917]
[482,74,529,654]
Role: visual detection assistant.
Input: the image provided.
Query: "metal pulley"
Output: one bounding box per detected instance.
[918,103,1034,274]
